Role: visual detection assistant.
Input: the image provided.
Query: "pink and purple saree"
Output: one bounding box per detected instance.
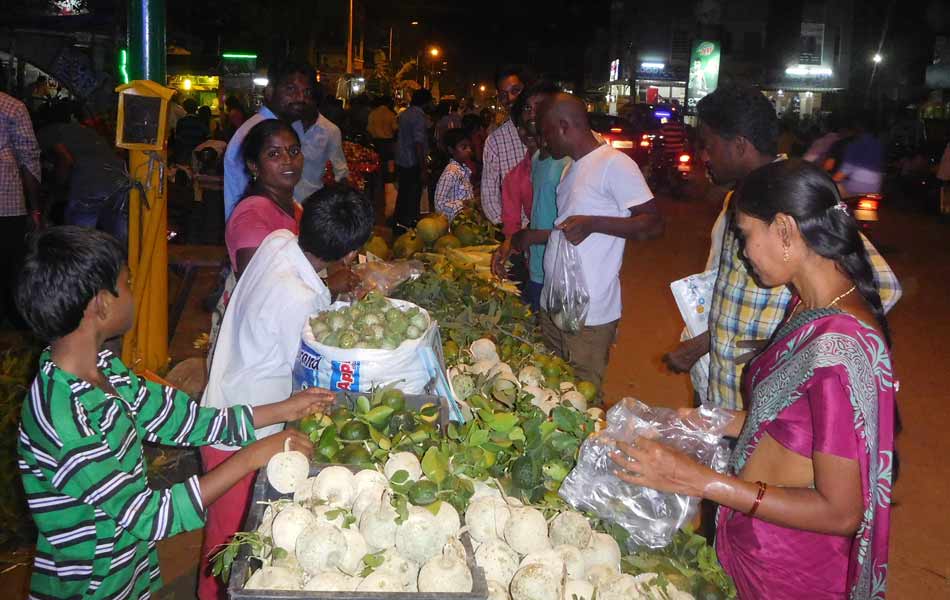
[716,305,896,599]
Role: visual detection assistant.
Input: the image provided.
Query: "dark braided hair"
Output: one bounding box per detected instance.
[733,159,891,347]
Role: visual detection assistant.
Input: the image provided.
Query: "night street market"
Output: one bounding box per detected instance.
[1,1,949,598]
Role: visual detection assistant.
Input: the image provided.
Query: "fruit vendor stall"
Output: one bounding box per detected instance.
[213,208,737,599]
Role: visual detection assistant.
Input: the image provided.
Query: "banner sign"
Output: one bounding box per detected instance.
[686,40,720,111]
[799,22,824,66]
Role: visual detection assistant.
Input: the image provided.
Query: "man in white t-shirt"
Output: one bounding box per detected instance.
[197,185,373,600]
[536,93,662,389]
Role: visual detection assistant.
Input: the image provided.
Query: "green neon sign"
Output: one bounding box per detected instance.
[222,52,258,60]
[118,48,130,84]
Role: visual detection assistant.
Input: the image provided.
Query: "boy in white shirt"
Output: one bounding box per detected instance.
[536,93,662,389]
[197,184,373,599]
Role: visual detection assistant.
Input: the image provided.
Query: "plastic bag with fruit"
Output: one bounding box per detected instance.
[542,229,590,333]
[341,259,426,300]
[559,398,732,549]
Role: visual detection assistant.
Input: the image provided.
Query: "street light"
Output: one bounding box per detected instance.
[479,84,486,92]
[429,47,440,58]
[411,20,419,26]
[872,53,883,64]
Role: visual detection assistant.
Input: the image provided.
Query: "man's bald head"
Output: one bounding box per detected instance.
[543,93,589,127]
[538,93,595,160]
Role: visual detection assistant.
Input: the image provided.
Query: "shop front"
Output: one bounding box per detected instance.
[633,61,687,107]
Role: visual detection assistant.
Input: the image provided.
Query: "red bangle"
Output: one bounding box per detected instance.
[748,481,767,517]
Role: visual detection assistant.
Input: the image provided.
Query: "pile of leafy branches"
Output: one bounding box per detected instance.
[0,343,41,548]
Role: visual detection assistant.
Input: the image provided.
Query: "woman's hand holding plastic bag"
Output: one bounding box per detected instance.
[558,398,733,549]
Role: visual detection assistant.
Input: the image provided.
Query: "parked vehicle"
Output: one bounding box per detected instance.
[589,112,657,168]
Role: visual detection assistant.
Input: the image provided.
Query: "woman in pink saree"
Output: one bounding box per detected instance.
[612,159,896,599]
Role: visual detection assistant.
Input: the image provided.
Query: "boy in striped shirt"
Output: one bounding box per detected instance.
[15,227,331,600]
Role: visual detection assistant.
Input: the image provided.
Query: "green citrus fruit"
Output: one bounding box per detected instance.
[443,340,460,361]
[510,455,543,491]
[389,410,416,434]
[407,480,440,506]
[298,414,322,436]
[380,388,406,412]
[340,444,373,466]
[577,381,598,402]
[340,420,371,441]
[331,406,352,428]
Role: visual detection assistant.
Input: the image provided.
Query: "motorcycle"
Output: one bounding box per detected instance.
[648,148,694,198]
[843,193,882,233]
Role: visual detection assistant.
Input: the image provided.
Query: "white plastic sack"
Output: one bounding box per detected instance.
[543,229,590,333]
[292,298,437,394]
[559,398,732,549]
[670,269,716,338]
[671,270,716,403]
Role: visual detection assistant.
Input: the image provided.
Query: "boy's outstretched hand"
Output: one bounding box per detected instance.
[254,387,335,428]
[202,429,315,505]
[242,429,314,470]
[278,387,336,421]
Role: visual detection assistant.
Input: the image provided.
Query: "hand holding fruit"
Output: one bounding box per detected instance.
[491,239,513,279]
[242,429,314,470]
[277,387,336,422]
[325,265,362,298]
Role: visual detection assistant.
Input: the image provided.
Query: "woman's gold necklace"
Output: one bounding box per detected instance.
[795,285,857,314]
[825,285,857,308]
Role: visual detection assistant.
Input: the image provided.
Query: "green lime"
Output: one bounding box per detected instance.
[298,414,321,436]
[340,420,371,441]
[541,363,562,378]
[544,375,561,390]
[577,381,598,402]
[510,455,543,491]
[407,480,440,506]
[340,444,373,467]
[380,388,406,412]
[331,406,352,428]
[389,410,416,434]
[443,340,460,361]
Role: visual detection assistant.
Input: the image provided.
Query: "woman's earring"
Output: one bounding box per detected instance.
[783,246,790,263]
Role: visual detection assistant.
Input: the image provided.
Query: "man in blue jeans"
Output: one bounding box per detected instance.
[37,101,128,241]
[393,88,432,232]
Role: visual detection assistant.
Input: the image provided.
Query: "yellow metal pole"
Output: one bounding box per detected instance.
[121,148,168,372]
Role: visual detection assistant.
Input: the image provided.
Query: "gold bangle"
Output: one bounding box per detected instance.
[748,481,767,517]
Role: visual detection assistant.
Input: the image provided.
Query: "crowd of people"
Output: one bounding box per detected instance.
[2,55,906,600]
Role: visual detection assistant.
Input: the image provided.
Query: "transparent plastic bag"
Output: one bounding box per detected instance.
[543,229,590,333]
[340,259,425,301]
[559,398,733,549]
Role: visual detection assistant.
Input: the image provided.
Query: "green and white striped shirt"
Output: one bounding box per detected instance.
[18,349,256,600]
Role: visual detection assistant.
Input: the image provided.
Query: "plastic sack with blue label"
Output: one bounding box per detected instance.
[292,298,438,395]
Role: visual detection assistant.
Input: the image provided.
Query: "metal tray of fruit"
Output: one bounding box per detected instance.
[227,463,489,599]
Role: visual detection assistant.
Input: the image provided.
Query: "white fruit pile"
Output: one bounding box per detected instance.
[465,492,694,600]
[250,452,472,593]
[449,338,603,422]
